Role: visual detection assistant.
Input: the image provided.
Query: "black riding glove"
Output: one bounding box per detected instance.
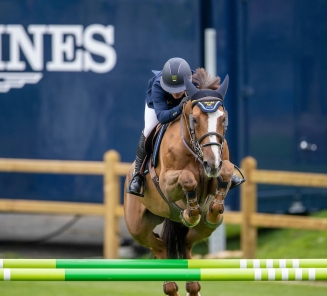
[179,96,189,111]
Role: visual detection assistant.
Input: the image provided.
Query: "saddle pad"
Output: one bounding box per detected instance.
[152,124,168,167]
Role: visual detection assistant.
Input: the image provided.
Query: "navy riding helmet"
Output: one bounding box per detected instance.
[160,57,192,93]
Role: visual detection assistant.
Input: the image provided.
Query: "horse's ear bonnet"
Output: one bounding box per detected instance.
[183,74,229,102]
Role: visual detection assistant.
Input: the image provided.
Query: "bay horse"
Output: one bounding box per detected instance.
[124,69,234,296]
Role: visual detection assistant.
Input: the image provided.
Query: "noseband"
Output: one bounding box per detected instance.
[180,97,228,162]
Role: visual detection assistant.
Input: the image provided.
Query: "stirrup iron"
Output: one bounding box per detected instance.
[126,172,146,197]
[230,164,246,189]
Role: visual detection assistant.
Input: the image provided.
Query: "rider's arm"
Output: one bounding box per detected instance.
[151,80,182,124]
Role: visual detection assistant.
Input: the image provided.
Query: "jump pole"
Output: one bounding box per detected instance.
[1,259,327,269]
[1,268,327,281]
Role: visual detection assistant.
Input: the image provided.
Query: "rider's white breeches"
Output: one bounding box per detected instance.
[143,103,159,137]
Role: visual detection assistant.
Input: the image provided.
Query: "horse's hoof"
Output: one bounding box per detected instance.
[204,213,224,229]
[163,281,179,295]
[180,211,201,228]
[186,281,201,296]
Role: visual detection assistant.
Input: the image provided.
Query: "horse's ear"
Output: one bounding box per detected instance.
[216,75,229,100]
[184,74,198,98]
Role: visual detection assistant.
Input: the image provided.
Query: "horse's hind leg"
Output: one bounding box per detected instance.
[183,245,201,296]
[125,196,181,296]
[163,281,179,296]
[124,194,167,258]
[163,280,200,296]
[186,281,201,296]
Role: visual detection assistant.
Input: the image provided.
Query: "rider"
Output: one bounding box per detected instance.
[127,57,244,196]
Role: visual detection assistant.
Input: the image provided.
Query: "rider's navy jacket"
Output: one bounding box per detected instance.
[145,70,195,124]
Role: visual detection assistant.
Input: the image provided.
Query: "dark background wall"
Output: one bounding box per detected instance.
[0,0,326,213]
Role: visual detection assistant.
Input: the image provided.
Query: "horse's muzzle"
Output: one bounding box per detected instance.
[203,160,220,178]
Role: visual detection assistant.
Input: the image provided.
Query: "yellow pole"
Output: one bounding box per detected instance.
[241,156,257,259]
[103,150,120,259]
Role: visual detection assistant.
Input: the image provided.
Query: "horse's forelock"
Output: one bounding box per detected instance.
[192,68,221,90]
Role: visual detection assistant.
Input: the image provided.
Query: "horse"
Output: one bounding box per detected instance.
[124,68,235,296]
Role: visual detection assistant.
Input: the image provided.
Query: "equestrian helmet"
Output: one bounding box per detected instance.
[160,57,192,93]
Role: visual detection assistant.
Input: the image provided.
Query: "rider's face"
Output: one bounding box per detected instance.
[171,91,185,99]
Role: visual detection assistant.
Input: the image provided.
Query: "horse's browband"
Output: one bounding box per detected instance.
[191,97,224,108]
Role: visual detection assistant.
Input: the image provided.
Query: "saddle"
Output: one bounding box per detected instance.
[127,124,167,198]
[139,123,168,176]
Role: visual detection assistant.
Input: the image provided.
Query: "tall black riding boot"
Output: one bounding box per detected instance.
[127,132,146,196]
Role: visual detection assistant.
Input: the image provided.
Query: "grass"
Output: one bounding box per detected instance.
[1,211,327,295]
[192,210,327,259]
[225,210,327,259]
[1,281,327,296]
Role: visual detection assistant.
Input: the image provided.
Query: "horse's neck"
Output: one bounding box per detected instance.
[162,117,201,171]
[171,116,193,156]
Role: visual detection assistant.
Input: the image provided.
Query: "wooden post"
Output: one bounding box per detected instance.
[240,156,257,259]
[103,150,120,259]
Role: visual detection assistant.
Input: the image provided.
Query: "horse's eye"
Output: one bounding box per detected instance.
[193,118,198,125]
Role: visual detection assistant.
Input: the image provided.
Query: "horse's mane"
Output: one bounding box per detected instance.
[192,68,221,90]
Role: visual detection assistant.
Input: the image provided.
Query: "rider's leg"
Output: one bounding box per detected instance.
[128,131,146,194]
[128,104,159,195]
[221,140,245,189]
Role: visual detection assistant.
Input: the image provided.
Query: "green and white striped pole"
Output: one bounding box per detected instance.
[1,259,327,269]
[1,268,327,281]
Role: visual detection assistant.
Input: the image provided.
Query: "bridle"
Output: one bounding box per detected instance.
[180,97,228,163]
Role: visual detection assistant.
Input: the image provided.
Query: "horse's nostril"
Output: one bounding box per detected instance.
[203,161,210,172]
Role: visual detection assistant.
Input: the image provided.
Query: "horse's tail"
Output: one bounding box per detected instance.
[161,218,189,259]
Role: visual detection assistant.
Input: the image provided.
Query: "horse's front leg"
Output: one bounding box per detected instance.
[162,169,201,227]
[205,160,234,227]
[162,169,202,295]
